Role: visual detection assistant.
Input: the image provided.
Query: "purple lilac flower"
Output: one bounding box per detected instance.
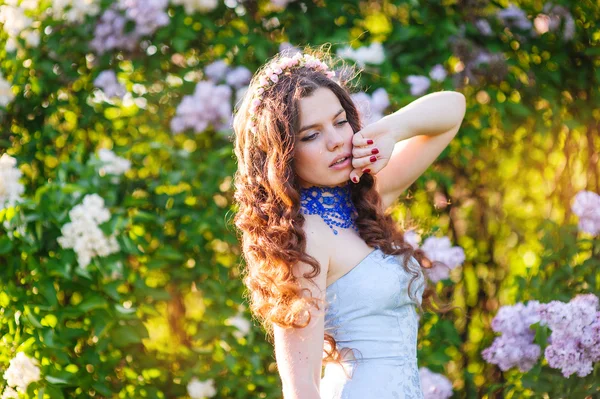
[351,88,389,126]
[482,301,542,372]
[496,4,532,31]
[406,75,430,96]
[170,81,232,134]
[93,70,126,99]
[90,0,169,54]
[420,236,465,282]
[538,294,600,377]
[419,367,453,399]
[571,190,600,236]
[204,60,229,82]
[225,66,252,89]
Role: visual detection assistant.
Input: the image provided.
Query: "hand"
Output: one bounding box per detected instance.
[349,117,396,183]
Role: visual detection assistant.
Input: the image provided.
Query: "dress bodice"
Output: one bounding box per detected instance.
[320,248,426,399]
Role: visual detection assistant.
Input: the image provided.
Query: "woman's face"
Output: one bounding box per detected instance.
[293,87,355,188]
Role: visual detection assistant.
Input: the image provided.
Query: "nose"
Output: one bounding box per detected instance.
[326,126,344,151]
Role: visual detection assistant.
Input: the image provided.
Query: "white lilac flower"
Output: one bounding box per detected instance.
[496,4,532,31]
[482,301,542,372]
[97,148,131,175]
[49,0,101,24]
[225,313,251,339]
[93,70,127,99]
[406,75,430,96]
[0,154,25,210]
[0,72,15,107]
[187,377,217,399]
[419,367,453,399]
[57,194,120,269]
[170,80,232,134]
[420,236,465,282]
[3,352,41,392]
[204,60,229,82]
[0,3,33,39]
[403,230,421,249]
[1,386,19,399]
[538,294,600,377]
[225,66,252,89]
[429,64,447,82]
[351,88,389,126]
[171,0,219,14]
[336,42,385,67]
[571,190,600,236]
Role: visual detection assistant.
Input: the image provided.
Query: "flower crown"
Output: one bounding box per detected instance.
[248,53,335,134]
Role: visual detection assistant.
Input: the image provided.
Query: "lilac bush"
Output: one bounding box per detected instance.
[481,301,542,372]
[538,294,600,377]
[419,367,453,399]
[571,190,600,236]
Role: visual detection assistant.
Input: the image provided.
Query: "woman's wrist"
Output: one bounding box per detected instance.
[380,114,413,144]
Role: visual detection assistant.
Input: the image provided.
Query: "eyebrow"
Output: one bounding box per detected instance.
[298,109,346,134]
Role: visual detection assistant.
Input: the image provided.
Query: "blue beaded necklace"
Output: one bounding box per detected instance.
[300,182,359,235]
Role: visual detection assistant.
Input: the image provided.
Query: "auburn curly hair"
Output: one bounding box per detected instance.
[232,46,447,370]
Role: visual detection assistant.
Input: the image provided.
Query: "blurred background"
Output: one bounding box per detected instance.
[0,0,599,398]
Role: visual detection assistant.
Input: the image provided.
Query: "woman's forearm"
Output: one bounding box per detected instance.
[382,91,466,143]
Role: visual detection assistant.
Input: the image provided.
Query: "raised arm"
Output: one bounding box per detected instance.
[272,219,329,399]
[349,91,466,209]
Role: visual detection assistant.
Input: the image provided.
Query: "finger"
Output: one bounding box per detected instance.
[352,131,374,148]
[350,169,363,184]
[352,154,379,169]
[352,145,380,158]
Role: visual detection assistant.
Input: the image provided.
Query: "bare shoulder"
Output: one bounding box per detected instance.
[292,214,331,294]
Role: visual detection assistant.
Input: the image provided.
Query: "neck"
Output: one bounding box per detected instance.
[299,183,358,235]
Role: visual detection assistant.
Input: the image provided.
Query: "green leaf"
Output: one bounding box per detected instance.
[78,296,108,312]
[0,236,13,254]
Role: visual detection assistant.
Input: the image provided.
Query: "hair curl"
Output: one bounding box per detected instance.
[232,46,451,373]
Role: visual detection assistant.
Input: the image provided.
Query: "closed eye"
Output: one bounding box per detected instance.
[302,132,319,141]
[337,120,348,126]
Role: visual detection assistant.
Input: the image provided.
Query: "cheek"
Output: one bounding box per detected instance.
[293,145,320,174]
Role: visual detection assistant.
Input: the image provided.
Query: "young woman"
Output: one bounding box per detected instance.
[232,48,466,399]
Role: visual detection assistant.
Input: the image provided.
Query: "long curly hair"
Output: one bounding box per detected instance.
[232,46,447,369]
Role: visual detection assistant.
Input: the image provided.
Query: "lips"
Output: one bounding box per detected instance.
[329,153,351,167]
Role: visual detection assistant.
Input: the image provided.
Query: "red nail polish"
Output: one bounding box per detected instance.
[370,156,377,163]
[367,139,374,145]
[371,148,379,155]
[352,176,358,183]
[363,169,371,174]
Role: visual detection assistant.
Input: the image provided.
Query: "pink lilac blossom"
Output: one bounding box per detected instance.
[419,367,453,399]
[420,236,465,282]
[571,190,600,236]
[538,294,600,377]
[481,301,542,372]
[170,81,232,134]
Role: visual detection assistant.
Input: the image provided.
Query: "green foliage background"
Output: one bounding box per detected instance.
[1,0,599,398]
